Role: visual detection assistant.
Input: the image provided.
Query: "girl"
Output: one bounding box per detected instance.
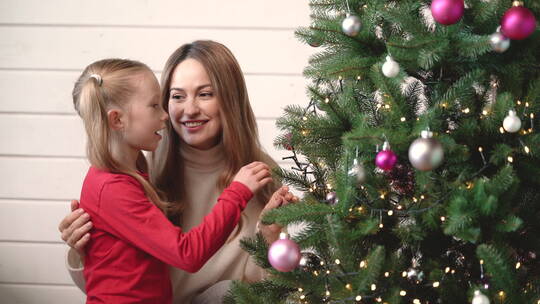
[72,58,272,303]
[61,41,296,303]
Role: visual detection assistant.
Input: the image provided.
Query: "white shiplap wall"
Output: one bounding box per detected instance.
[0,1,312,302]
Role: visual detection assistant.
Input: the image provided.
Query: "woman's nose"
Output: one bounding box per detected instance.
[183,99,200,116]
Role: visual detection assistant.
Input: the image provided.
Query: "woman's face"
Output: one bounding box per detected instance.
[167,58,222,150]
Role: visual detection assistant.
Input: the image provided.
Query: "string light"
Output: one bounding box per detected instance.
[300,294,306,300]
[401,117,406,122]
[388,210,394,216]
[413,299,421,304]
[326,270,331,274]
[524,146,530,154]
[462,108,470,114]
[433,281,440,288]
[402,271,408,277]
[357,76,361,80]
[376,297,382,302]
[397,205,403,210]
[326,183,332,189]
[400,290,407,296]
[355,295,362,301]
[303,116,308,121]
[326,290,330,296]
[516,262,521,269]
[335,259,341,265]
[359,260,367,268]
[299,288,304,292]
[499,127,505,134]
[420,195,425,200]
[371,284,377,291]
[507,156,514,163]
[440,216,446,222]
[517,100,522,105]
[482,110,488,115]
[384,104,390,109]
[445,267,451,273]
[325,97,330,104]
[384,271,390,277]
[345,283,352,290]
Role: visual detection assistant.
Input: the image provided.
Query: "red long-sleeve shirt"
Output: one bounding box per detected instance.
[80,166,252,304]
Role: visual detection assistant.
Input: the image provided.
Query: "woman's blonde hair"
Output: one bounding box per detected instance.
[73,58,167,212]
[151,40,277,224]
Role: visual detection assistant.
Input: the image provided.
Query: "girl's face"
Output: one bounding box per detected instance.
[122,70,168,152]
[167,58,222,150]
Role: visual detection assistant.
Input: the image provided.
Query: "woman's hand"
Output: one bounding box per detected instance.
[58,200,92,257]
[233,162,272,194]
[258,186,298,244]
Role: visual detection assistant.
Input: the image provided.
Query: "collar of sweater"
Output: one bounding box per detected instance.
[180,142,226,173]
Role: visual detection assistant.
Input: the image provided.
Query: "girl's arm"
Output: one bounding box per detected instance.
[100,176,253,272]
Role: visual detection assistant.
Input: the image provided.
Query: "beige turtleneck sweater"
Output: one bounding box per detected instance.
[66,143,276,303]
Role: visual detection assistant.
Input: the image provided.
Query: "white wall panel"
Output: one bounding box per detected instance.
[0,27,312,75]
[0,0,310,29]
[0,70,308,117]
[0,284,84,304]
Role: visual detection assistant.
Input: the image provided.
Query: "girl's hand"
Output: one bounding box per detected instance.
[233,161,272,194]
[58,200,92,257]
[258,186,298,244]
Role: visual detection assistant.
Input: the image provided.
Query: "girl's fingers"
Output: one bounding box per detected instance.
[58,208,85,234]
[254,168,271,181]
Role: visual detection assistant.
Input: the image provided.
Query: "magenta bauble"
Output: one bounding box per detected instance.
[375,150,397,171]
[268,233,301,272]
[430,0,464,25]
[501,5,537,40]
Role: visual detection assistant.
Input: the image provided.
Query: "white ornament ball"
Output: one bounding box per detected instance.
[408,130,444,171]
[471,290,490,304]
[382,56,400,78]
[342,14,362,37]
[489,32,510,53]
[502,110,521,133]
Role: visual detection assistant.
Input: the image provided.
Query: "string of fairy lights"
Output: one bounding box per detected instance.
[278,71,537,303]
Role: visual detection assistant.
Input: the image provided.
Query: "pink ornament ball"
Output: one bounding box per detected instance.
[268,234,301,272]
[501,5,537,40]
[375,150,397,171]
[430,0,465,25]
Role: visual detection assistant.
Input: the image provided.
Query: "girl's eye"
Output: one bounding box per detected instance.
[171,94,185,101]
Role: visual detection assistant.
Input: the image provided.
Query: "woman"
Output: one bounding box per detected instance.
[59,40,293,303]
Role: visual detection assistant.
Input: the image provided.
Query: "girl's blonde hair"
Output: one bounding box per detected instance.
[151,40,278,224]
[73,58,167,212]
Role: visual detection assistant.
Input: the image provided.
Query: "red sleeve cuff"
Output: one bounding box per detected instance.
[226,181,254,208]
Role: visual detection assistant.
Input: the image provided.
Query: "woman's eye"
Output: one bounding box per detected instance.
[200,92,213,98]
[152,104,160,109]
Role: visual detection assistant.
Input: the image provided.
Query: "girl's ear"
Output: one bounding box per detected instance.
[107,109,125,131]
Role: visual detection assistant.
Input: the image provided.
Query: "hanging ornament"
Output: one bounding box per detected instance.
[471,290,490,304]
[489,26,510,53]
[298,251,322,272]
[268,232,301,272]
[382,56,400,78]
[375,141,398,171]
[326,191,339,205]
[348,158,367,185]
[386,163,415,196]
[342,13,362,37]
[430,0,465,25]
[406,266,425,284]
[408,130,444,171]
[502,110,522,133]
[500,1,537,40]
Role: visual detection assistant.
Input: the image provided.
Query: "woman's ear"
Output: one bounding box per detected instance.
[107,109,125,130]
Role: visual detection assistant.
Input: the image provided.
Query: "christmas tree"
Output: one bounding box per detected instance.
[226,1,539,303]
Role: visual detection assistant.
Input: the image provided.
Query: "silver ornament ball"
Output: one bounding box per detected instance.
[471,290,490,304]
[342,14,362,37]
[502,110,521,133]
[408,130,444,171]
[326,191,338,205]
[489,32,510,53]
